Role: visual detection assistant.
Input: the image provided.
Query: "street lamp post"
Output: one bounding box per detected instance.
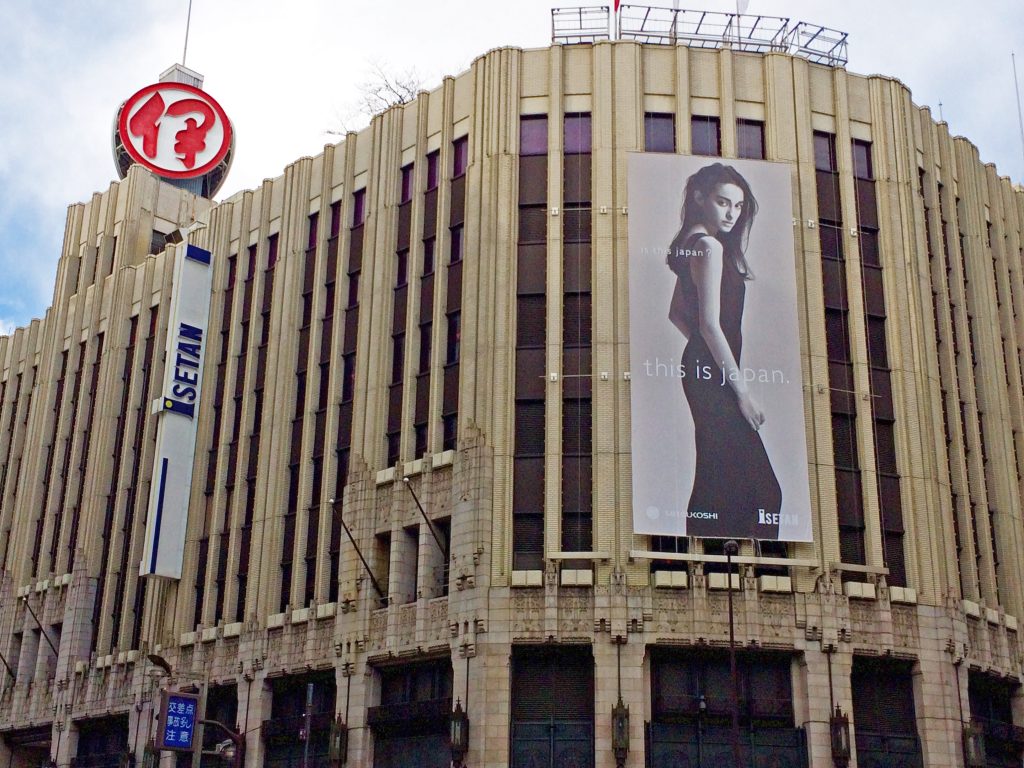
[724,539,741,768]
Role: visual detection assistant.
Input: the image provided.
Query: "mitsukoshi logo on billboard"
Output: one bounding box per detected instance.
[627,154,813,542]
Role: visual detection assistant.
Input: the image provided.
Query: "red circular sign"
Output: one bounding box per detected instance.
[117,82,232,179]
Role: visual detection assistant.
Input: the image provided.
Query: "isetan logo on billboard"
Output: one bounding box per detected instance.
[117,82,232,179]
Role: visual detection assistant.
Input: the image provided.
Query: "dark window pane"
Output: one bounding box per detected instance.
[400,164,414,203]
[520,116,548,156]
[446,312,461,364]
[517,295,546,347]
[813,132,836,172]
[352,189,366,227]
[852,140,873,180]
[564,113,592,154]
[423,238,435,275]
[450,225,463,264]
[563,293,591,348]
[832,413,859,470]
[644,113,675,153]
[418,323,432,373]
[691,116,720,156]
[516,400,546,455]
[426,150,440,190]
[453,137,469,177]
[737,119,765,159]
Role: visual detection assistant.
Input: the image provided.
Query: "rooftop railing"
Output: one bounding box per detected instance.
[552,5,849,67]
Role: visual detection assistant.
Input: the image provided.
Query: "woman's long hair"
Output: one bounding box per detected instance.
[674,162,759,279]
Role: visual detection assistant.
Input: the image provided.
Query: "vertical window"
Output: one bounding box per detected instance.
[352,189,366,227]
[341,354,355,402]
[400,163,414,203]
[452,137,469,177]
[396,249,409,287]
[520,116,549,156]
[691,115,720,156]
[449,225,463,264]
[391,334,405,384]
[737,119,765,160]
[419,324,432,374]
[814,132,837,172]
[852,140,873,180]
[423,238,435,275]
[644,113,676,153]
[564,113,592,154]
[426,151,440,190]
[446,312,461,365]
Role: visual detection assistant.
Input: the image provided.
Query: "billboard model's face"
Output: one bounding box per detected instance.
[696,183,744,236]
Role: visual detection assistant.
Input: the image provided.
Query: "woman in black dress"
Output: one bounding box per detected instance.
[666,162,781,539]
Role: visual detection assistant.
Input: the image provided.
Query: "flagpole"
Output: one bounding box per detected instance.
[1013,52,1024,183]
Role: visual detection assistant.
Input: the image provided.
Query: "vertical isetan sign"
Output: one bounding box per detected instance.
[627,154,812,542]
[141,241,214,578]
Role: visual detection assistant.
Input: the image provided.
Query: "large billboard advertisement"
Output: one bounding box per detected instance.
[628,154,812,542]
[141,240,214,578]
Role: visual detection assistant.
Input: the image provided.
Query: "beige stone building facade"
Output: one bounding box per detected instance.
[2,36,1024,768]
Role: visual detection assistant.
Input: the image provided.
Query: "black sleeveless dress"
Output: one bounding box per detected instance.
[671,232,782,539]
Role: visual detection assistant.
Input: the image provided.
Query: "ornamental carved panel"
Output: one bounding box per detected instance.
[428,597,449,643]
[512,590,544,637]
[398,603,417,648]
[558,589,593,636]
[369,608,388,650]
[891,605,918,649]
[654,593,690,634]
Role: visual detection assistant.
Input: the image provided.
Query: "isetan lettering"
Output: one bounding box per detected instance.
[163,323,204,418]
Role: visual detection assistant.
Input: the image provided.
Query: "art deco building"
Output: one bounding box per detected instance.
[2,8,1024,768]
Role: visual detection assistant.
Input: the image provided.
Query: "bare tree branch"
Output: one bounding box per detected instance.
[326,61,423,136]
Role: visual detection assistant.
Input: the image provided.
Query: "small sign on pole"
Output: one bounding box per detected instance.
[156,690,201,752]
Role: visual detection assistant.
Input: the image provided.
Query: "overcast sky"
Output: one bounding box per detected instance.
[1,0,1021,333]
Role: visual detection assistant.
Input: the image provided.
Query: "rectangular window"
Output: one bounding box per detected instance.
[352,189,366,227]
[346,272,360,308]
[400,163,414,203]
[423,238,435,275]
[426,150,440,190]
[341,353,355,402]
[737,119,765,160]
[520,116,548,156]
[814,132,837,172]
[446,312,461,364]
[442,413,458,450]
[396,249,409,287]
[267,233,279,269]
[644,113,675,153]
[391,334,405,384]
[564,113,592,154]
[330,200,342,238]
[852,140,873,180]
[419,324,432,373]
[452,137,469,177]
[691,116,720,156]
[450,225,463,264]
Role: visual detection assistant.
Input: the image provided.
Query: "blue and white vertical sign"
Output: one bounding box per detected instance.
[141,240,214,579]
[156,690,200,751]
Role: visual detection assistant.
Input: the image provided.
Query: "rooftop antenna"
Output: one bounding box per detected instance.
[1013,52,1024,182]
[938,101,943,122]
[182,0,194,67]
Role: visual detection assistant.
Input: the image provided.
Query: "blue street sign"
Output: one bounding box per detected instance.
[157,690,201,751]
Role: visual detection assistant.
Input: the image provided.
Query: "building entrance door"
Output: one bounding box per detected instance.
[509,646,594,768]
[510,720,593,768]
